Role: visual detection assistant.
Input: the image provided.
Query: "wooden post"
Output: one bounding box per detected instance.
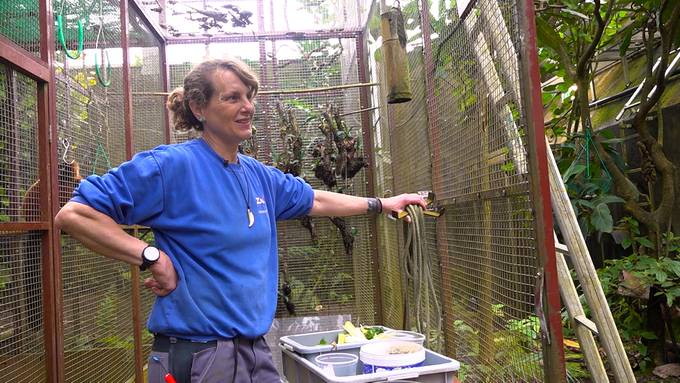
[546,138,636,382]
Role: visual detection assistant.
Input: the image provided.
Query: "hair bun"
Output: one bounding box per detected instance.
[167,87,185,113]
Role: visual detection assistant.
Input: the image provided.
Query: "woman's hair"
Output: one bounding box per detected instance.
[166,58,259,132]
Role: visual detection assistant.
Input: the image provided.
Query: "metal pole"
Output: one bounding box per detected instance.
[120,1,144,382]
[39,0,64,379]
[257,0,271,162]
[516,0,566,381]
[356,31,383,325]
[160,42,171,144]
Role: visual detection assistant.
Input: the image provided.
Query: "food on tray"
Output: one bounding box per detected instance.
[387,342,422,354]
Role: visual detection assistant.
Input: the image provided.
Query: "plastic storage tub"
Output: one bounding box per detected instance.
[281,345,460,383]
[279,326,392,357]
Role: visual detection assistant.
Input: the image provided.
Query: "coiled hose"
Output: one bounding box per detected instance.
[401,204,443,352]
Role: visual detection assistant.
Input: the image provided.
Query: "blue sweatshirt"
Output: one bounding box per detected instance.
[71,138,314,340]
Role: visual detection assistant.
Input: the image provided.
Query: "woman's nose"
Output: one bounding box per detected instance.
[242,98,255,113]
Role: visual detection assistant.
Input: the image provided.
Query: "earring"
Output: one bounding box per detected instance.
[197,116,205,123]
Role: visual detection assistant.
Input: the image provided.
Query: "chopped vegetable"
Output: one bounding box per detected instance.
[319,338,328,345]
[362,326,385,340]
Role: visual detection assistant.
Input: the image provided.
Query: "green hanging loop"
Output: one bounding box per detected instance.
[91,142,111,175]
[57,14,84,60]
[94,50,112,87]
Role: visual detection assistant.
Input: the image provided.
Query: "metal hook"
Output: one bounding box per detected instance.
[61,137,74,165]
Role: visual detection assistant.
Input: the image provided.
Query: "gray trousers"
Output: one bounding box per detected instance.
[148,335,281,383]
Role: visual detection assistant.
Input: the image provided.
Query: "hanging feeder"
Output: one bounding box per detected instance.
[381,6,412,104]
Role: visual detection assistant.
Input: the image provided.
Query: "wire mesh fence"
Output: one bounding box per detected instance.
[0,232,45,383]
[0,1,41,56]
[366,0,550,381]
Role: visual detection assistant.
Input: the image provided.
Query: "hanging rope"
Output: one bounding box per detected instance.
[94,0,112,87]
[401,204,443,352]
[57,0,84,59]
[566,128,613,190]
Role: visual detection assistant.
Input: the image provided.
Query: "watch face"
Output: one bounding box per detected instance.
[143,246,160,262]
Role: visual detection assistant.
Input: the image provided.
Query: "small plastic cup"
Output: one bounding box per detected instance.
[314,352,358,377]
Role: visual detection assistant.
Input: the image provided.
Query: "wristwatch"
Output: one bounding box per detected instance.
[140,245,160,271]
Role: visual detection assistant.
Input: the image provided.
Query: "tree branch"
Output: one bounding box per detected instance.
[593,136,656,228]
[635,2,680,122]
[576,0,615,76]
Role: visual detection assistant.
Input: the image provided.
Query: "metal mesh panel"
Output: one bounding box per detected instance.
[55,0,136,381]
[0,1,41,56]
[0,232,45,383]
[427,0,541,380]
[265,37,376,323]
[0,66,41,222]
[262,0,366,33]
[366,0,550,380]
[129,6,166,153]
[61,236,135,382]
[140,0,367,37]
[366,0,444,343]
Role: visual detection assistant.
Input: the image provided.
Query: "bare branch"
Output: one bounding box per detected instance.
[635,2,680,125]
[576,0,615,76]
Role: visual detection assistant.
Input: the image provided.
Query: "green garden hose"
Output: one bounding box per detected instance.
[94,50,111,87]
[401,204,443,352]
[57,14,84,60]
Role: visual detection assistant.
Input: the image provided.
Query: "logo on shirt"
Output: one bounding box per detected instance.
[256,196,268,214]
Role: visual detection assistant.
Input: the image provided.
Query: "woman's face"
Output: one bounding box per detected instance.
[199,69,255,144]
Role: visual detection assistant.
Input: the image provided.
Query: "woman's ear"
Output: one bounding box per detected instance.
[188,100,203,121]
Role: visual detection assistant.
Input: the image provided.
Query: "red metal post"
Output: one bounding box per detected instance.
[356,32,383,324]
[38,0,64,380]
[517,0,566,381]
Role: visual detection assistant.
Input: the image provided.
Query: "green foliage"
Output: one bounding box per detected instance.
[553,134,626,235]
[280,238,354,315]
[597,217,680,370]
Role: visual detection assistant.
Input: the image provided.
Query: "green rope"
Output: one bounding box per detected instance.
[56,15,84,60]
[91,142,111,175]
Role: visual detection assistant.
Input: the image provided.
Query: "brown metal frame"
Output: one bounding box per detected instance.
[129,0,167,44]
[0,38,51,82]
[517,0,566,380]
[120,1,146,382]
[356,31,383,325]
[165,30,362,45]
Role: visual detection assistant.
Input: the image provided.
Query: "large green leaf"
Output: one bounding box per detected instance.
[593,194,625,205]
[536,16,567,62]
[590,203,614,233]
[562,163,586,182]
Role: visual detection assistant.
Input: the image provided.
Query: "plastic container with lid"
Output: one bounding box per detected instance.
[383,330,426,345]
[359,340,426,374]
[314,353,358,377]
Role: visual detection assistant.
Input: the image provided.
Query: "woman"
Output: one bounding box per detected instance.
[55,58,426,383]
